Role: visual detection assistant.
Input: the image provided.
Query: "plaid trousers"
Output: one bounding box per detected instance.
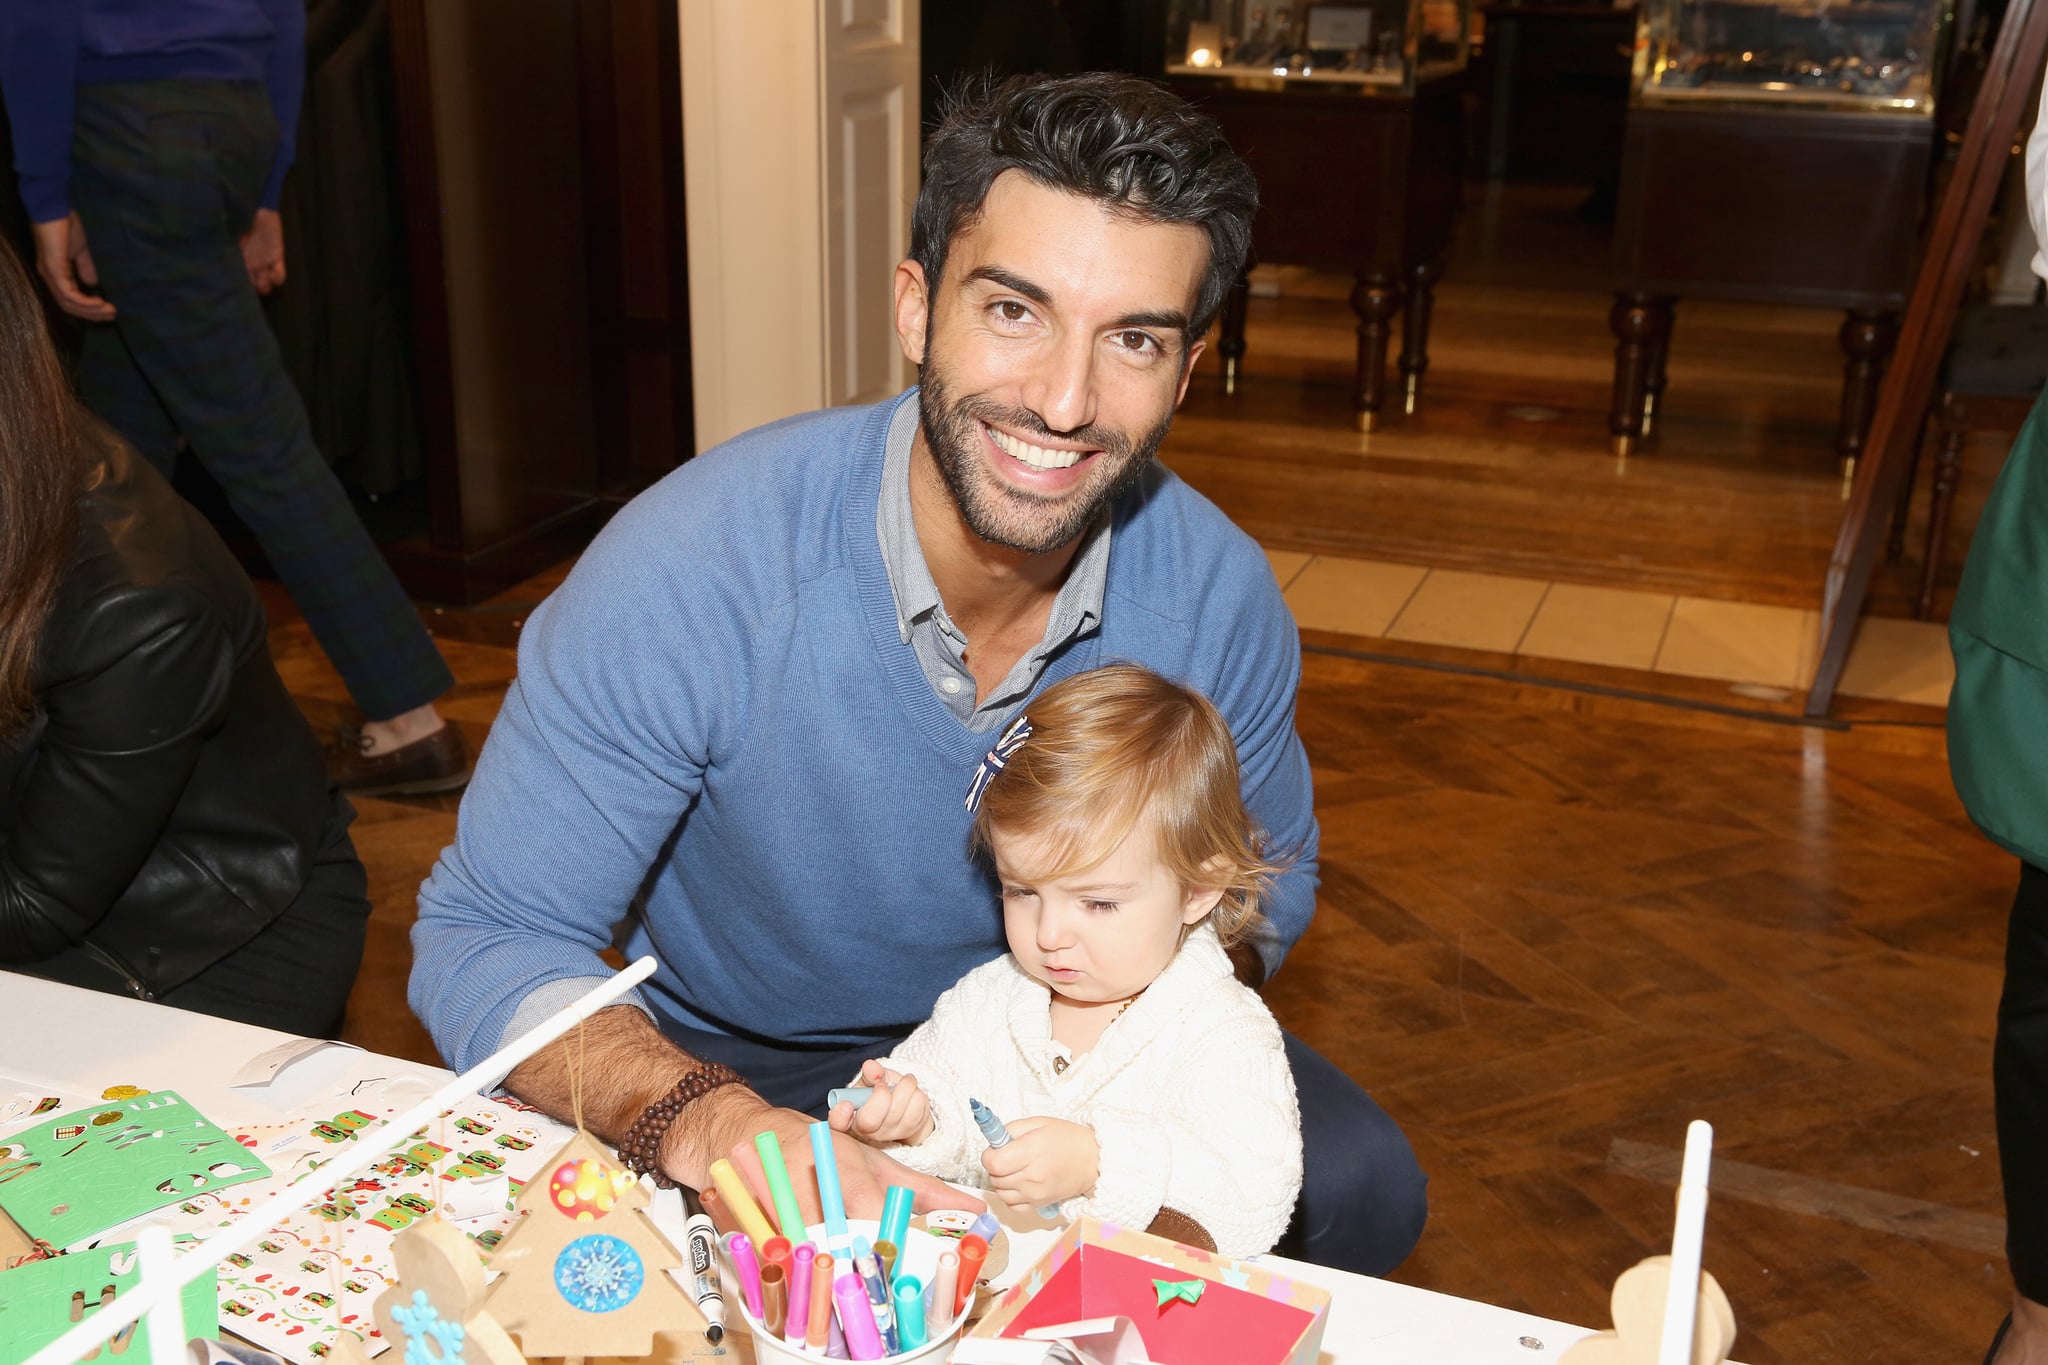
[68,79,452,722]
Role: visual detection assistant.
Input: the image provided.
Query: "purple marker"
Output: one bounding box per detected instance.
[788,1243,816,1343]
[728,1231,765,1319]
[834,1271,886,1360]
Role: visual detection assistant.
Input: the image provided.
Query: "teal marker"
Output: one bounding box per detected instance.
[893,1274,928,1349]
[827,1087,873,1111]
[807,1120,850,1248]
[879,1184,914,1254]
[969,1098,1062,1220]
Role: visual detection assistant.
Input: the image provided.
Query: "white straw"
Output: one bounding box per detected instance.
[1656,1119,1714,1365]
[23,958,658,1365]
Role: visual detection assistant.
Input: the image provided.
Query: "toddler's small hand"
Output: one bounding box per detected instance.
[981,1116,1097,1210]
[829,1061,933,1146]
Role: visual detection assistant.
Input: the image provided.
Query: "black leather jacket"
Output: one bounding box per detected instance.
[0,426,345,999]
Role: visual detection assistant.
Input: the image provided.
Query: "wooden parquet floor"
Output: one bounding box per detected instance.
[1162,213,2012,620]
[269,552,2018,1363]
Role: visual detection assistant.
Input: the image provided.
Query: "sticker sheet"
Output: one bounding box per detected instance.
[134,1093,559,1364]
[0,1237,217,1365]
[0,1092,270,1247]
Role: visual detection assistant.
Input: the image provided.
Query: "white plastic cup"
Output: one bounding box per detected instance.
[725,1218,971,1363]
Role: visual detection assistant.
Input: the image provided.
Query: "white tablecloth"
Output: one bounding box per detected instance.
[0,972,1601,1363]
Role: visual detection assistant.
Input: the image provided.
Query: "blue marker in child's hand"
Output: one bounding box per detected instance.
[828,1087,874,1111]
[969,1098,1063,1220]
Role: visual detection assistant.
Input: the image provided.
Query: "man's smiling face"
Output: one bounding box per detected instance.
[901,171,1211,555]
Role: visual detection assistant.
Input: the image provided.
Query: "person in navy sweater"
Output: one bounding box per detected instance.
[411,72,1429,1276]
[0,0,463,795]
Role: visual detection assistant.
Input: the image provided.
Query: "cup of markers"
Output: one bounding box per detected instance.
[705,1120,991,1363]
[722,1218,978,1363]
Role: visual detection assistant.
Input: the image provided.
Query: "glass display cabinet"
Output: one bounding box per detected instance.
[1158,2,1472,430]
[1163,0,1472,95]
[1631,0,1951,113]
[1605,0,1952,459]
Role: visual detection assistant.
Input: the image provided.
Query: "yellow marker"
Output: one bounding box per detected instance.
[708,1157,777,1245]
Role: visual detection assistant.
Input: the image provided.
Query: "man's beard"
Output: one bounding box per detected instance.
[918,352,1175,555]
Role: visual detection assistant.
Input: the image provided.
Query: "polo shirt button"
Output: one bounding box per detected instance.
[940,677,963,695]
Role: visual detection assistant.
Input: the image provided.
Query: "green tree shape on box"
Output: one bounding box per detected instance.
[483,1131,705,1357]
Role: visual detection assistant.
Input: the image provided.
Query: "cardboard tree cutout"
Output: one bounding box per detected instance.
[1557,1256,1737,1365]
[485,1131,705,1357]
[369,1219,523,1365]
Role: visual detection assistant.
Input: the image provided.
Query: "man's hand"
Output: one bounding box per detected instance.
[241,208,286,294]
[981,1116,1098,1211]
[31,213,115,322]
[672,1084,980,1228]
[829,1060,933,1146]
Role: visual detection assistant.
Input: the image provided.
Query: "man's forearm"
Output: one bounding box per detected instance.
[502,1003,747,1180]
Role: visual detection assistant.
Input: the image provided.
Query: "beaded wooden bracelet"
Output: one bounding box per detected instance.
[615,1062,747,1189]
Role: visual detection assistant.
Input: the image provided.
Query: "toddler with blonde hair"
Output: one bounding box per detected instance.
[829,663,1303,1256]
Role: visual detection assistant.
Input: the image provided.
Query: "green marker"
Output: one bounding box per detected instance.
[754,1131,808,1242]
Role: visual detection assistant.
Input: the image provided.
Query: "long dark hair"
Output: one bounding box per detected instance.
[911,72,1260,344]
[0,236,82,741]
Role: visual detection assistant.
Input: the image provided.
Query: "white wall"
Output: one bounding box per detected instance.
[679,0,920,453]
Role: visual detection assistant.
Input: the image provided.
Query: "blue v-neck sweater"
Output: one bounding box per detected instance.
[410,391,1318,1073]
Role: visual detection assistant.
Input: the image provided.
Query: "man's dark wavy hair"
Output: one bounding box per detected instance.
[910,72,1259,345]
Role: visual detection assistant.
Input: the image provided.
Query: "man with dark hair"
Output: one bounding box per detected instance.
[412,72,1427,1274]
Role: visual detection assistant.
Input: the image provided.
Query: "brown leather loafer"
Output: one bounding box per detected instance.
[327,722,470,796]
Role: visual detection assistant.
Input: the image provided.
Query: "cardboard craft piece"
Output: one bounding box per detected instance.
[484,1130,706,1358]
[0,1237,218,1365]
[1558,1256,1738,1365]
[0,1093,270,1247]
[370,1220,523,1365]
[968,1218,1330,1365]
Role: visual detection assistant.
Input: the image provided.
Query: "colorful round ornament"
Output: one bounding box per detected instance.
[546,1156,630,1222]
[553,1234,644,1313]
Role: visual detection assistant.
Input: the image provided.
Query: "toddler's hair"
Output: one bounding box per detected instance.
[970,663,1283,945]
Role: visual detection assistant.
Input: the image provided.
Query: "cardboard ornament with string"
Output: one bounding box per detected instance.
[481,1020,705,1361]
[341,1015,706,1365]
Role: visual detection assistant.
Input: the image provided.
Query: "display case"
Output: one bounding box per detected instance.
[1631,0,1951,112]
[1163,0,1471,94]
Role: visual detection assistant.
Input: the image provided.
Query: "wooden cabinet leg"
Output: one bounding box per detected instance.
[1350,271,1402,432]
[1219,267,1250,396]
[1919,396,1965,620]
[1398,260,1442,415]
[1837,310,1900,468]
[1642,295,1677,441]
[1609,291,1673,457]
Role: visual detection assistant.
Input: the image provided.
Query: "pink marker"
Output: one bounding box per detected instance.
[834,1271,886,1360]
[728,1232,765,1319]
[788,1243,816,1343]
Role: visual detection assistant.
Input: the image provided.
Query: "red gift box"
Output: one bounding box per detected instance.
[968,1217,1331,1365]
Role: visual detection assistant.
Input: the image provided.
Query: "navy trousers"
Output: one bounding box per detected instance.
[66,79,451,722]
[659,1017,1429,1277]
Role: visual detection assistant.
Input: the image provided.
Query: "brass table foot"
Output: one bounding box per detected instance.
[1404,375,1420,415]
[1356,409,1377,434]
[1223,357,1239,396]
[1612,433,1633,459]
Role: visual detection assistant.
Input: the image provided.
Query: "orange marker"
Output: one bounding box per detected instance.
[807,1250,835,1351]
[956,1235,989,1315]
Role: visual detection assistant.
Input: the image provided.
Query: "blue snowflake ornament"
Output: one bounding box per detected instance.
[391,1288,467,1365]
[553,1234,644,1313]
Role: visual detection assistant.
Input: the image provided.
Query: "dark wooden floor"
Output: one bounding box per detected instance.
[279,246,2021,1363]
